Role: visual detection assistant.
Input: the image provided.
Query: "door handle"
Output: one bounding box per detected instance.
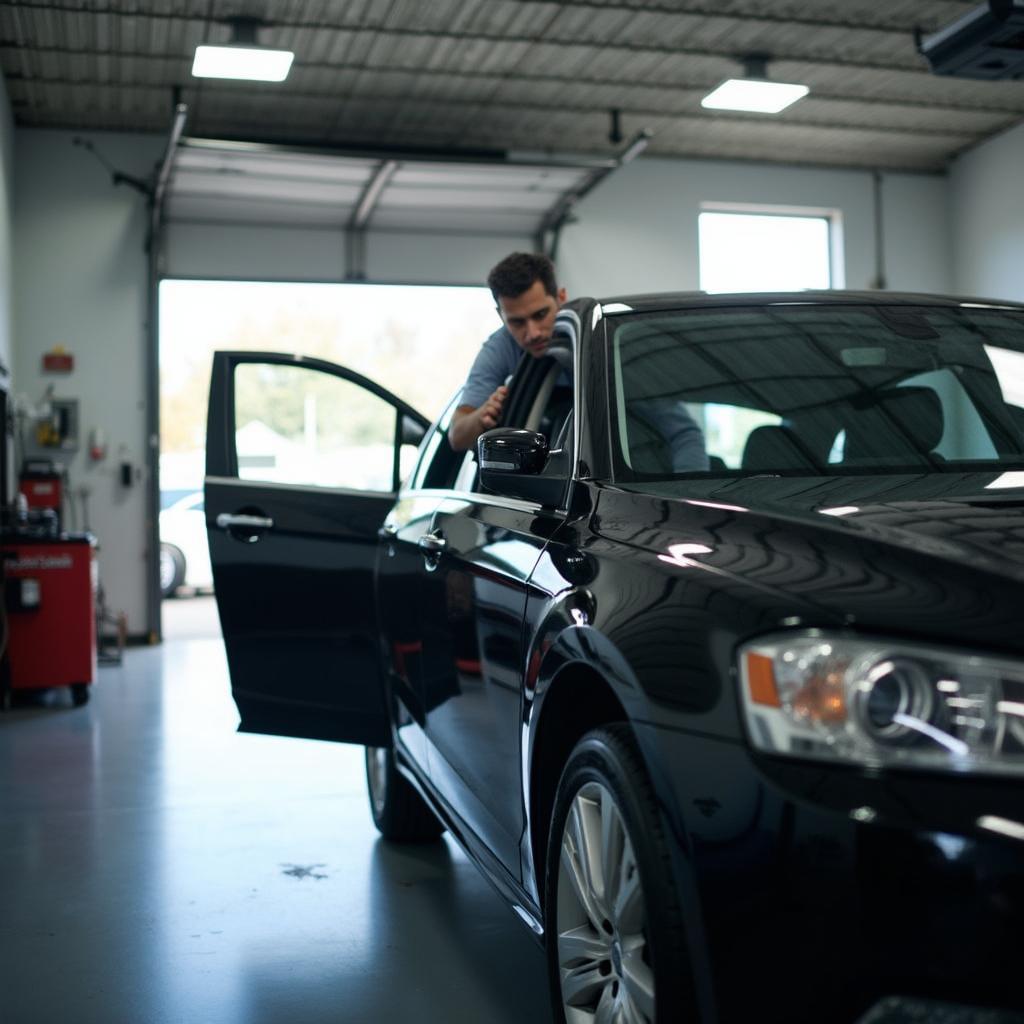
[417,531,447,555]
[378,522,398,558]
[216,513,274,531]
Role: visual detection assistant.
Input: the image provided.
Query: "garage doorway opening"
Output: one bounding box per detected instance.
[157,279,498,622]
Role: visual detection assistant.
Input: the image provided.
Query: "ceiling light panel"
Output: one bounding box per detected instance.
[192,46,295,82]
[702,79,809,114]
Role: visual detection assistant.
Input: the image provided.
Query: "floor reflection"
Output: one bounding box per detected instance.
[0,632,552,1024]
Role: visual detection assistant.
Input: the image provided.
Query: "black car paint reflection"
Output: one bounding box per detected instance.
[206,297,1024,1024]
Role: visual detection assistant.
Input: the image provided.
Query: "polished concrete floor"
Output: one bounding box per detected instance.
[0,598,553,1023]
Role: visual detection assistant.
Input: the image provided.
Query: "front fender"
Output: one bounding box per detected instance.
[520,606,720,1020]
[531,622,648,718]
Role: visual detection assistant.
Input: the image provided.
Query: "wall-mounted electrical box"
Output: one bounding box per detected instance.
[34,398,79,452]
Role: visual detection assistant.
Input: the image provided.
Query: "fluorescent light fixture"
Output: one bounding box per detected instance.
[702,54,808,114]
[192,45,294,82]
[192,17,293,82]
[702,78,808,114]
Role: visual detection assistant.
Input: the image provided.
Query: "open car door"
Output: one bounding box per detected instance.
[204,351,427,745]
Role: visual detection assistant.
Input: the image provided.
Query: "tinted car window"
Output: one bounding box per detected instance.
[609,304,1024,479]
[409,393,475,492]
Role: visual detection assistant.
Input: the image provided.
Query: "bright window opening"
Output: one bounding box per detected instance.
[159,279,497,488]
[699,210,834,293]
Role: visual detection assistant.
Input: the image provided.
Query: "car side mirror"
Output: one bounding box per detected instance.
[478,429,567,508]
[480,428,548,474]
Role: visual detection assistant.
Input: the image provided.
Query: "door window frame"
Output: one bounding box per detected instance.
[208,350,427,494]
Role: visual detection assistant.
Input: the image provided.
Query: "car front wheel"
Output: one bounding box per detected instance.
[364,745,445,842]
[545,725,695,1024]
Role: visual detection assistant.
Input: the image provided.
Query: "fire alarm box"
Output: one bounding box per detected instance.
[42,348,74,373]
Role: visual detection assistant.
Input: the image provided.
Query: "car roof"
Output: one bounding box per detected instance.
[596,290,1024,315]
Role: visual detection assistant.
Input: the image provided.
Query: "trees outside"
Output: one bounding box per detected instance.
[159,282,498,486]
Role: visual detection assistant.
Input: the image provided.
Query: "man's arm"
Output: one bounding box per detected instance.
[633,398,710,472]
[449,384,509,452]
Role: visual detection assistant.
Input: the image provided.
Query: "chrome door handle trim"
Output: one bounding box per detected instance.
[417,531,447,554]
[216,513,274,530]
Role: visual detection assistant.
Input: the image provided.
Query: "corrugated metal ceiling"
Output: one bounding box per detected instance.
[3,0,1024,171]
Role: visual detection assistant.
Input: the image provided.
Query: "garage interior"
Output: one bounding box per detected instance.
[2,1,1024,1021]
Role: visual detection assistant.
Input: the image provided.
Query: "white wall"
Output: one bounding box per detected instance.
[557,157,952,299]
[13,128,165,636]
[165,222,349,282]
[164,221,531,284]
[366,231,532,284]
[0,76,13,385]
[950,120,1024,303]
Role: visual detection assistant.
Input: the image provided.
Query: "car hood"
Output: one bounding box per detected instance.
[599,471,1024,649]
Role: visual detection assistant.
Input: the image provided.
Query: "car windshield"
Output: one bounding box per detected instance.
[608,302,1024,479]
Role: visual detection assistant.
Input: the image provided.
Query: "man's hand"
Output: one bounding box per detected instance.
[449,385,508,451]
[477,384,508,431]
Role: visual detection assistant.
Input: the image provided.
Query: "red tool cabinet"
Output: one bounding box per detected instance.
[2,535,97,706]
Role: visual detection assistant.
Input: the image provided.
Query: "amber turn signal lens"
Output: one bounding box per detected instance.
[746,653,781,707]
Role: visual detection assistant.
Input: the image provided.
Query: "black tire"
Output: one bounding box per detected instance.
[70,683,90,707]
[544,724,696,1024]
[364,745,445,842]
[159,543,186,598]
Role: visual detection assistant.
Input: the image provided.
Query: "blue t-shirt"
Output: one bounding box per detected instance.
[462,307,582,409]
[628,397,709,473]
[460,325,522,410]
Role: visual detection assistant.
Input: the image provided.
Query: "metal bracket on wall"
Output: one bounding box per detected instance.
[152,101,189,261]
[146,99,189,644]
[345,159,398,281]
[536,129,651,262]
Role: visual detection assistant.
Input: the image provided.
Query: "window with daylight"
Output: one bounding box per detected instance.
[698,209,837,293]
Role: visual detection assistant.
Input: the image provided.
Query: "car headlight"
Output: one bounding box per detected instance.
[738,634,1024,775]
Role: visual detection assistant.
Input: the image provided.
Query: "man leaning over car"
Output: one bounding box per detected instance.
[448,252,571,452]
[449,251,708,472]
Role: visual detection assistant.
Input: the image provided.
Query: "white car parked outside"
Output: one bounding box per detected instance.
[159,491,212,597]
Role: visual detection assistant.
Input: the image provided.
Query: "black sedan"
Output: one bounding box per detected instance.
[205,292,1024,1024]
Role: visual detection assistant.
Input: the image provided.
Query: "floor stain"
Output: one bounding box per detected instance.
[280,862,328,880]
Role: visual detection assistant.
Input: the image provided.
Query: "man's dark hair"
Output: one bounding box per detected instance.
[487,252,558,302]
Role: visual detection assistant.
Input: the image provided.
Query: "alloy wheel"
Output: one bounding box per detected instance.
[556,781,655,1023]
